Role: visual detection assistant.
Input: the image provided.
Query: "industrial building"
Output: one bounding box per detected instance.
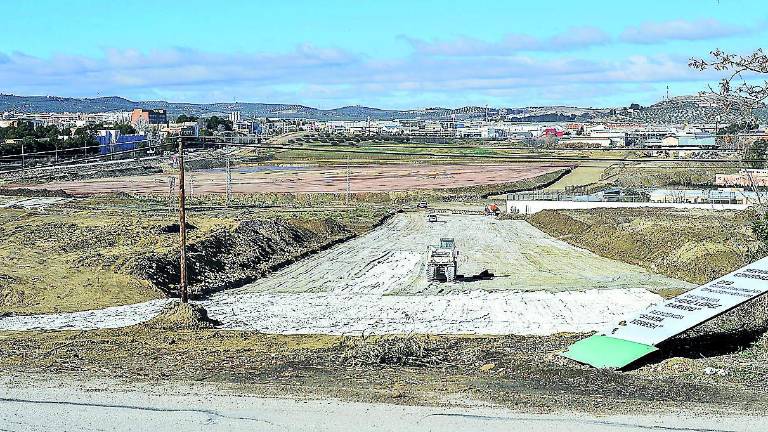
[96,130,146,155]
[130,108,168,126]
[648,188,752,204]
[659,132,717,148]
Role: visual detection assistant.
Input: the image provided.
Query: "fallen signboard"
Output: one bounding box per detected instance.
[562,256,768,369]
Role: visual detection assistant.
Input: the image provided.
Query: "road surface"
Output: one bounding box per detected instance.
[0,376,762,432]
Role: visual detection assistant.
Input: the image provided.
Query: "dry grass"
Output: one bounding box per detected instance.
[528,207,762,285]
[0,206,234,314]
[338,335,449,367]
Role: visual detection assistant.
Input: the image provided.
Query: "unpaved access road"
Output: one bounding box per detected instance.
[233,212,688,295]
[1,375,763,432]
[0,214,691,334]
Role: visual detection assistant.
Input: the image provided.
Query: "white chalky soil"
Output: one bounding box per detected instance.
[0,214,691,334]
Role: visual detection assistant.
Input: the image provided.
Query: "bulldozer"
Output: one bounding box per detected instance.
[484,203,501,216]
[426,238,458,282]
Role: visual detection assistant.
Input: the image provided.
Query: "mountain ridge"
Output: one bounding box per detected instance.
[0,94,612,122]
[1,93,764,124]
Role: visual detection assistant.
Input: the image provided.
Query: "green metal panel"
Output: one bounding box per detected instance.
[560,334,658,369]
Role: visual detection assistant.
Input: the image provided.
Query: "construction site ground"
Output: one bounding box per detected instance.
[234,212,686,295]
[7,163,563,195]
[0,213,690,334]
[0,204,766,418]
[1,156,767,421]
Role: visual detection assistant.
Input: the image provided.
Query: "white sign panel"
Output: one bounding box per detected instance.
[603,257,768,346]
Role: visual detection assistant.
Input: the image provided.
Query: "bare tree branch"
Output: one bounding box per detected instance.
[690,49,768,118]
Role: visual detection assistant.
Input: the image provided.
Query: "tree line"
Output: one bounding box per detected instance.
[176,115,233,135]
[0,121,136,157]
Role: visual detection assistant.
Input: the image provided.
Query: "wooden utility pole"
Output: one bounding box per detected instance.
[226,156,232,207]
[178,137,189,303]
[345,154,351,205]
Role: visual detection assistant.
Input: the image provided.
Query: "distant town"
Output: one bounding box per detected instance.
[1,93,766,160]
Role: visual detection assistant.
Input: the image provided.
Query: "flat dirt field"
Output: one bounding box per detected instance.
[14,163,563,195]
[0,213,691,335]
[235,212,687,295]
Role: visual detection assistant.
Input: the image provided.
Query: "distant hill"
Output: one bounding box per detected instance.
[627,95,768,124]
[0,94,612,122]
[1,93,763,123]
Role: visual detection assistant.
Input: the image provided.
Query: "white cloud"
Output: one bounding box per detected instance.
[620,18,756,44]
[402,27,611,56]
[0,46,723,108]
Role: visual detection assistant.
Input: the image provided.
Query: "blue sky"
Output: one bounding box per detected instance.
[1,0,766,108]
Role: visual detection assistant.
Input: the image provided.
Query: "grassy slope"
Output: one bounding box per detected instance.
[602,163,740,189]
[0,206,238,314]
[528,208,762,290]
[543,164,610,191]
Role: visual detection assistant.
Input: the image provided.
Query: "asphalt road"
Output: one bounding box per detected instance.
[0,376,764,432]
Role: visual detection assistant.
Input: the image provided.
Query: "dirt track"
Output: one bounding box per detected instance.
[14,163,562,195]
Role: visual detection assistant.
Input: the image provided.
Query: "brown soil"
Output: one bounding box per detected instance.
[8,164,564,195]
[0,330,765,415]
[135,217,357,298]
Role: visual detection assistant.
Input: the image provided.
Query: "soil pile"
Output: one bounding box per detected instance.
[753,331,768,352]
[141,302,219,330]
[135,218,353,298]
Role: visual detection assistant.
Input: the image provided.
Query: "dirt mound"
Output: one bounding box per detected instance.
[0,187,72,198]
[142,302,219,330]
[753,332,768,352]
[158,222,197,234]
[135,218,354,298]
[649,357,700,374]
